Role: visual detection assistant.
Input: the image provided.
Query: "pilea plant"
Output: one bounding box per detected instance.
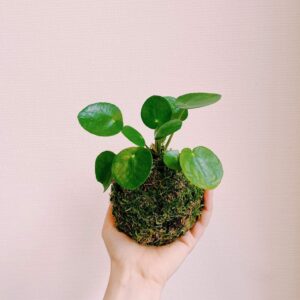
[78,92,223,246]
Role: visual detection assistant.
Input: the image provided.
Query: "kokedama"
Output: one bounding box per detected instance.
[77,93,223,246]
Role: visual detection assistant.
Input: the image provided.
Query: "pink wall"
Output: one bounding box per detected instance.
[1,1,300,299]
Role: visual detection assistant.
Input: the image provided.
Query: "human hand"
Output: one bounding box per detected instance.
[102,190,213,300]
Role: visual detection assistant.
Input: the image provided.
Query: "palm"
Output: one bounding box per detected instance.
[102,190,213,284]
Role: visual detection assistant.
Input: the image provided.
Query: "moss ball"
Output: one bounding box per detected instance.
[110,153,205,246]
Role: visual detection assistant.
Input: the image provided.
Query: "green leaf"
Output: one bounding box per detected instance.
[175,93,221,109]
[122,125,145,147]
[78,102,123,136]
[112,147,153,190]
[95,151,116,191]
[164,96,188,121]
[154,119,182,140]
[141,95,172,129]
[180,146,223,189]
[163,150,181,170]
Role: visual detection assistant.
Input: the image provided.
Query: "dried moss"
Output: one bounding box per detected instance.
[110,152,204,246]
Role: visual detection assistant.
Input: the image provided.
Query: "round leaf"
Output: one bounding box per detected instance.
[175,93,221,109]
[122,125,145,147]
[164,96,188,121]
[141,95,172,129]
[180,146,223,189]
[95,151,116,191]
[163,150,181,170]
[154,119,182,140]
[112,147,153,190]
[78,102,123,136]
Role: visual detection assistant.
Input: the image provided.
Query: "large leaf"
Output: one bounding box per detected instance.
[163,150,181,170]
[95,151,116,191]
[180,146,223,189]
[175,93,221,109]
[112,147,152,190]
[78,102,123,136]
[141,95,172,129]
[164,96,188,121]
[154,119,182,140]
[122,125,145,147]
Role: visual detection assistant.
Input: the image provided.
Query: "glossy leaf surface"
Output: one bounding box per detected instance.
[154,119,182,140]
[122,125,145,147]
[95,151,116,191]
[163,150,181,170]
[112,147,152,190]
[78,102,123,136]
[180,146,223,189]
[175,93,221,109]
[141,95,172,129]
[164,96,188,121]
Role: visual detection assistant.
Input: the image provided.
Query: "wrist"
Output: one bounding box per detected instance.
[104,260,163,300]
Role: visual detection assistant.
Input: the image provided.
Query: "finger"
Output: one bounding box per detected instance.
[203,189,213,211]
[190,189,214,240]
[199,189,213,227]
[189,222,205,241]
[178,230,198,250]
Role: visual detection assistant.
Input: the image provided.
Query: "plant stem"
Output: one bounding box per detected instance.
[164,109,185,150]
[165,133,174,150]
[155,140,161,153]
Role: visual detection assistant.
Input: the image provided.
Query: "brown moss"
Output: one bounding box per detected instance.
[110,152,204,246]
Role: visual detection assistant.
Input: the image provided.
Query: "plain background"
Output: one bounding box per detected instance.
[0,1,299,299]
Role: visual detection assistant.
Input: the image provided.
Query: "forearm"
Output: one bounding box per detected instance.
[103,261,163,300]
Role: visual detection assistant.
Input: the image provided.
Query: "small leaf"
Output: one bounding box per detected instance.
[78,102,123,136]
[141,95,172,129]
[175,93,221,109]
[122,125,145,147]
[163,150,181,170]
[164,96,188,121]
[180,146,223,189]
[95,151,116,191]
[154,119,182,140]
[112,147,153,190]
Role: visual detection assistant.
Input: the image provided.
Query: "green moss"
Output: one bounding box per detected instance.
[110,152,204,246]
